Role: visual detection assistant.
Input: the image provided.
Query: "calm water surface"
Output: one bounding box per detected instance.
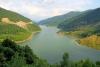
[22,26,100,64]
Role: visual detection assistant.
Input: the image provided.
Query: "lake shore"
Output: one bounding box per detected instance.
[21,26,100,63]
[57,31,80,46]
[58,31,100,50]
[15,31,40,44]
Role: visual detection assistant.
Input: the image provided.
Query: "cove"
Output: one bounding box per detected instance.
[21,26,100,64]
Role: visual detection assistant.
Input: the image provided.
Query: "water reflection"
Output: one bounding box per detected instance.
[80,43,100,50]
[58,32,100,50]
[57,32,66,37]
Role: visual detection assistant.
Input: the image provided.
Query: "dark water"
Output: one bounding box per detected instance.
[22,26,100,64]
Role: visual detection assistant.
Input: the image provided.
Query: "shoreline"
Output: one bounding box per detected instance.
[15,31,40,44]
[57,31,81,46]
[58,32,100,50]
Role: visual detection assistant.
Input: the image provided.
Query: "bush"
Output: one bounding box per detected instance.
[2,39,17,51]
[4,47,15,61]
[24,45,34,64]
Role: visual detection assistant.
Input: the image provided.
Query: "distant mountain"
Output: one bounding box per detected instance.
[58,8,100,36]
[46,8,100,50]
[0,7,41,42]
[57,8,100,49]
[39,11,81,26]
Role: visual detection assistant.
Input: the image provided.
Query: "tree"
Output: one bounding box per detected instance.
[60,52,69,67]
[4,47,15,61]
[96,61,100,67]
[24,45,34,64]
[82,59,95,67]
[1,39,17,51]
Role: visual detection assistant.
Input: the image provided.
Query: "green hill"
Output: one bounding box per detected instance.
[0,7,41,42]
[0,7,31,22]
[57,8,100,49]
[58,8,100,36]
[39,11,81,26]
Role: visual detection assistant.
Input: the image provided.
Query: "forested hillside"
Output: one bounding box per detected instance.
[0,7,31,22]
[39,11,81,26]
[0,7,41,42]
[58,8,100,32]
[57,8,100,49]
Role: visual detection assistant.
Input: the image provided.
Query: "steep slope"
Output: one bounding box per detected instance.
[0,7,41,42]
[58,8,100,49]
[0,7,31,22]
[39,11,81,26]
[58,8,100,33]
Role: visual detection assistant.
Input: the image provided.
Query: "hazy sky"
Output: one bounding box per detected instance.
[0,0,100,21]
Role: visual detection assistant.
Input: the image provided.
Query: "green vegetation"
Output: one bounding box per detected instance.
[0,7,41,42]
[0,7,31,22]
[56,8,100,49]
[0,39,49,67]
[0,23,30,42]
[39,7,100,49]
[0,23,40,42]
[0,39,100,67]
[27,24,41,32]
[58,8,100,33]
[39,11,81,26]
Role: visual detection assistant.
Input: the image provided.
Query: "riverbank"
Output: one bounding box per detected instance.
[15,31,40,43]
[0,31,40,44]
[78,35,100,50]
[58,31,100,50]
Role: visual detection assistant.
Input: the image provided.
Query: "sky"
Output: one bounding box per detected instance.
[0,0,100,21]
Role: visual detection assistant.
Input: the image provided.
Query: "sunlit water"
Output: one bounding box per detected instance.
[22,26,100,64]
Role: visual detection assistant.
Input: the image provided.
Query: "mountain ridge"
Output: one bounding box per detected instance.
[57,7,100,50]
[39,11,81,26]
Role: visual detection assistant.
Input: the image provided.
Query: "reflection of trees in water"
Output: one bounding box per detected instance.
[57,32,100,50]
[81,43,100,50]
[57,32,66,37]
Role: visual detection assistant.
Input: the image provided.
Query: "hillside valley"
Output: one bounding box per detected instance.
[58,8,100,50]
[0,0,100,67]
[39,8,100,50]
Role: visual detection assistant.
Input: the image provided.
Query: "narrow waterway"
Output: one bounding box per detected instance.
[22,26,100,64]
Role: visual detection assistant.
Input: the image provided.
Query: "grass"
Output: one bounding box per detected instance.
[0,23,41,43]
[0,32,31,42]
[0,7,31,22]
[0,7,41,43]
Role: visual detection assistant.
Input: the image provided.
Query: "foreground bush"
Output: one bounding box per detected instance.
[0,39,99,67]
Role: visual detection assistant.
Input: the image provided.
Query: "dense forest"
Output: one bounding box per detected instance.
[0,39,100,67]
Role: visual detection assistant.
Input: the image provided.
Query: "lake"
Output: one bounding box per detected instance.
[22,26,100,64]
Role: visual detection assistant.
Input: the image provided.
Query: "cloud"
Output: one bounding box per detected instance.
[0,0,98,21]
[43,0,54,3]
